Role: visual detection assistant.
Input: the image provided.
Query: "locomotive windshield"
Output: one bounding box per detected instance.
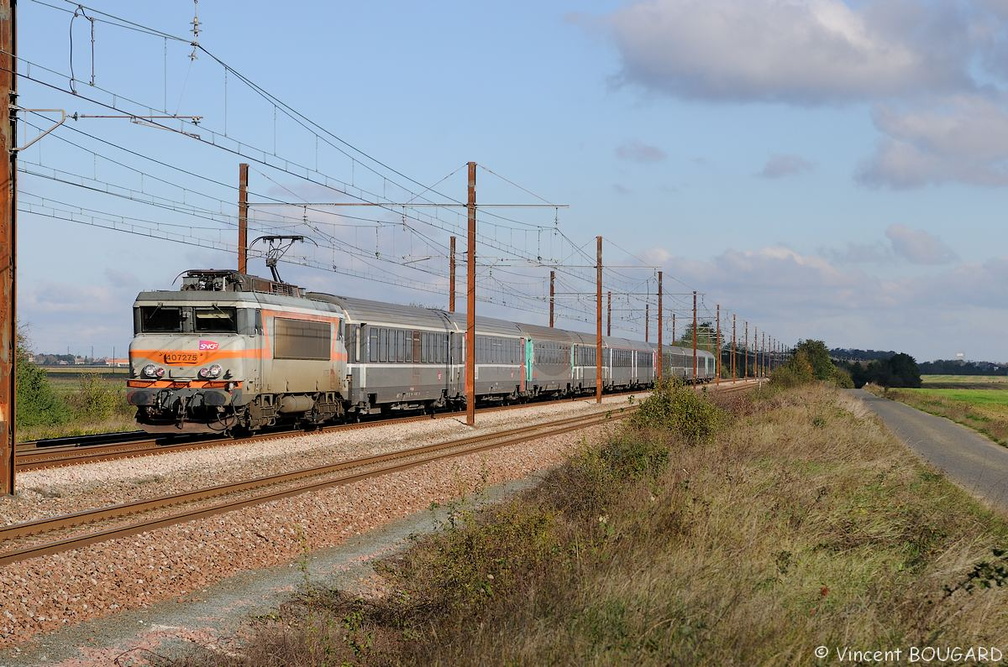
[136,305,240,334]
[194,306,238,332]
[140,305,183,332]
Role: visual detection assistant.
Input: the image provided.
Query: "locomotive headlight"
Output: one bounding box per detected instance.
[198,364,223,379]
[142,364,165,379]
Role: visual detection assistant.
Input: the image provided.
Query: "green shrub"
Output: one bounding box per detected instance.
[15,345,70,428]
[376,498,567,626]
[829,366,855,388]
[66,373,127,422]
[628,380,725,444]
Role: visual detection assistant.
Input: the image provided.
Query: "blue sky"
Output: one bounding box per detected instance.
[14,0,1008,363]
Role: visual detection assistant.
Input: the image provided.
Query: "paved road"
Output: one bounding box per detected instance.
[854,389,1008,513]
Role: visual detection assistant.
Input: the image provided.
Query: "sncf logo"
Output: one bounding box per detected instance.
[198,340,220,351]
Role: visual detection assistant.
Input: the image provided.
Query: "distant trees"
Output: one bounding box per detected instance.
[918,359,1008,375]
[675,321,718,354]
[770,339,853,388]
[841,353,921,389]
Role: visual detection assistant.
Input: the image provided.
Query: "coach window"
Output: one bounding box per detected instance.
[395,329,404,363]
[369,328,378,362]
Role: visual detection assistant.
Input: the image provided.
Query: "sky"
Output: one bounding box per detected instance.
[13,0,1008,363]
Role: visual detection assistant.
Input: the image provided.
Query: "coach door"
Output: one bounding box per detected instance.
[447,330,460,397]
[524,337,534,388]
[411,330,422,386]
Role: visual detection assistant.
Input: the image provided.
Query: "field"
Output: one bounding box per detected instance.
[920,374,1008,389]
[44,367,128,395]
[882,375,1008,446]
[16,367,135,442]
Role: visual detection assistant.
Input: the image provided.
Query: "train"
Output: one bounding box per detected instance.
[126,269,716,434]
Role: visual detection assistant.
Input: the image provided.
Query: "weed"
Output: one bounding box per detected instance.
[945,548,1008,595]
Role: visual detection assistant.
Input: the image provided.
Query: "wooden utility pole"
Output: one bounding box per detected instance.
[449,236,456,313]
[548,269,554,327]
[761,332,765,376]
[657,271,663,382]
[731,315,737,380]
[595,236,602,404]
[466,162,476,426]
[715,304,721,386]
[238,163,248,274]
[1,0,15,496]
[744,321,749,378]
[691,290,698,381]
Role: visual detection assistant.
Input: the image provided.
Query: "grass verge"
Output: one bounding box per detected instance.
[875,384,1008,446]
[175,383,1008,666]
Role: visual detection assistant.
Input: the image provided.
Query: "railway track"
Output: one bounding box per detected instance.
[13,380,758,471]
[0,408,629,567]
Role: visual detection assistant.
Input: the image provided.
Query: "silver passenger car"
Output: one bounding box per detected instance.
[309,293,460,414]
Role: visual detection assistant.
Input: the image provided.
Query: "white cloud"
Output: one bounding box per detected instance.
[19,269,144,356]
[593,0,972,105]
[857,94,1008,187]
[885,224,958,265]
[819,241,892,265]
[820,225,957,265]
[638,243,1008,360]
[758,154,814,178]
[615,140,667,163]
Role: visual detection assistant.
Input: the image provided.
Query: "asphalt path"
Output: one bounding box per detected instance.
[854,388,1008,513]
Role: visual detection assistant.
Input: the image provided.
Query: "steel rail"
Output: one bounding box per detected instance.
[12,388,659,471]
[0,409,628,566]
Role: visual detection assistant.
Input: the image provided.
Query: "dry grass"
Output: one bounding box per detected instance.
[175,383,1008,666]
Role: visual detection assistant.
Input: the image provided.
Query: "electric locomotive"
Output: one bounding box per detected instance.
[126,269,348,433]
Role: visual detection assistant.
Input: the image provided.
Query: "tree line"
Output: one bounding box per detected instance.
[770,340,922,389]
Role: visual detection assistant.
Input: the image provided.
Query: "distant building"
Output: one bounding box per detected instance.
[105,358,129,368]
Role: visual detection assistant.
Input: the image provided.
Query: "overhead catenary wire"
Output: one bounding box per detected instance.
[13,1,777,345]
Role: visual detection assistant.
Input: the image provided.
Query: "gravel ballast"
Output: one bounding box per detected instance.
[0,395,638,659]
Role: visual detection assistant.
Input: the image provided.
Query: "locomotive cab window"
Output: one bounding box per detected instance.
[138,305,183,333]
[193,306,238,333]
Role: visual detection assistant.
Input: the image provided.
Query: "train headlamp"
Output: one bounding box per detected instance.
[198,364,223,379]
[141,364,166,379]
